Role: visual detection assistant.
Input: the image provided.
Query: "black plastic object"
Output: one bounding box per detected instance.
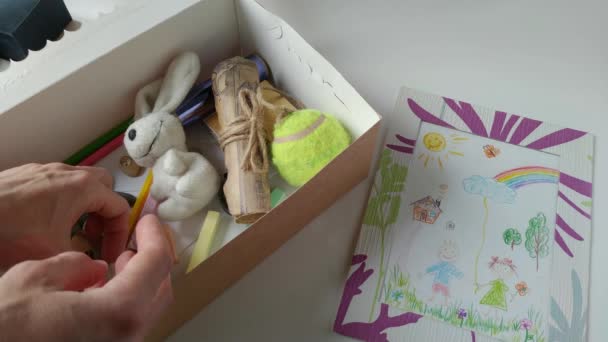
[116,192,138,207]
[0,0,72,61]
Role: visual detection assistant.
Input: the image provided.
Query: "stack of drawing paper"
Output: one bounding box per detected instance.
[334,87,594,342]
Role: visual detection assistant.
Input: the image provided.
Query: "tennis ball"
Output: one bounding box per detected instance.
[271,109,351,186]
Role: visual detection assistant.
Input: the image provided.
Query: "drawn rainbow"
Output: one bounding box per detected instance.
[494,166,559,190]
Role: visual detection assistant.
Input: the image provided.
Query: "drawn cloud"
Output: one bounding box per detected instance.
[462,175,516,204]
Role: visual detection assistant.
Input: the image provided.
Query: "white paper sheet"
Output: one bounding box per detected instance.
[384,122,559,340]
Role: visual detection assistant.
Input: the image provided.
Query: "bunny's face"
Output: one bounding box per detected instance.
[124,112,186,168]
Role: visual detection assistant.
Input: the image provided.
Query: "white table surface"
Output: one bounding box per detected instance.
[170,0,607,341]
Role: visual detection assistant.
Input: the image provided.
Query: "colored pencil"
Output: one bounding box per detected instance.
[127,170,153,243]
[78,133,124,166]
[64,117,133,165]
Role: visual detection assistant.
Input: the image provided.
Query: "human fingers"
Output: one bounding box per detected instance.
[142,276,173,332]
[74,166,114,189]
[114,232,174,322]
[102,215,173,307]
[39,163,113,189]
[82,186,130,262]
[4,252,108,292]
[115,249,136,274]
[74,223,172,341]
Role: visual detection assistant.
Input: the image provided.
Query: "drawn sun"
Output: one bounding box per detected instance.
[418,132,466,169]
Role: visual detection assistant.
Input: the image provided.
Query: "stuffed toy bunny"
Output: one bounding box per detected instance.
[124,52,220,221]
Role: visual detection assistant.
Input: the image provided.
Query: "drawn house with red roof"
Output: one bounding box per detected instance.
[410,196,442,224]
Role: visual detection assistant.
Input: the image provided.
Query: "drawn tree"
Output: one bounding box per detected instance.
[525,213,550,271]
[363,149,407,321]
[503,228,522,250]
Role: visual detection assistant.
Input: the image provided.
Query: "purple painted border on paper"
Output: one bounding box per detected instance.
[499,114,520,141]
[560,173,593,198]
[527,128,587,150]
[386,144,414,154]
[407,98,455,129]
[396,134,416,146]
[557,214,584,241]
[334,255,423,342]
[489,111,506,139]
[444,98,488,137]
[555,230,575,257]
[559,191,592,220]
[509,118,542,145]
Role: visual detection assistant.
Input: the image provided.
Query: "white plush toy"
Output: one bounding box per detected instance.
[124,52,220,221]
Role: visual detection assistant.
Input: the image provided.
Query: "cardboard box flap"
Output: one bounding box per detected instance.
[237,0,380,137]
[0,0,203,113]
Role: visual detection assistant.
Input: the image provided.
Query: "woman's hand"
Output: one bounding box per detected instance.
[0,215,173,341]
[0,163,130,269]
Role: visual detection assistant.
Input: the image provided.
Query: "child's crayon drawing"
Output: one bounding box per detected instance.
[503,228,522,250]
[477,257,517,312]
[385,123,559,341]
[483,144,501,158]
[417,132,466,169]
[424,241,463,305]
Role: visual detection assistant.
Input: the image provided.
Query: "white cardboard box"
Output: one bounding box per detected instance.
[0,0,380,339]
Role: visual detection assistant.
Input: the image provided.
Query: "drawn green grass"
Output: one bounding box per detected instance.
[384,266,545,341]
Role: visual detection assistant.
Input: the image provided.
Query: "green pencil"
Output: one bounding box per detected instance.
[64,117,133,165]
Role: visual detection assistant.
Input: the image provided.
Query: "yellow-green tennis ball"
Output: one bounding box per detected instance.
[272,109,351,187]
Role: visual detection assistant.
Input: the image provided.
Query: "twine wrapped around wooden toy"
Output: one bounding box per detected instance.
[219,87,270,173]
[213,56,304,223]
[212,57,269,223]
[218,84,303,173]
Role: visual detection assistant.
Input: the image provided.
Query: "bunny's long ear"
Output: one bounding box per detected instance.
[134,79,162,120]
[152,52,201,114]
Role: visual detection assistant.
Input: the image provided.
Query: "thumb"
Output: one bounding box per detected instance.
[34,252,109,291]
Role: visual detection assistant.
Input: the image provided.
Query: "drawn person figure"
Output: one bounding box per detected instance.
[425,240,463,305]
[477,257,517,313]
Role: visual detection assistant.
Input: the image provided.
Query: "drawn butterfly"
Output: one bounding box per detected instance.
[515,281,529,296]
[483,144,501,158]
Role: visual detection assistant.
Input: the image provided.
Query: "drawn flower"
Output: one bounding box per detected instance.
[390,289,405,303]
[520,318,533,330]
[520,319,533,341]
[516,281,529,296]
[457,308,467,327]
[457,308,467,319]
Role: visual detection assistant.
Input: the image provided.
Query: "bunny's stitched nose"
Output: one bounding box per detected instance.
[128,129,137,141]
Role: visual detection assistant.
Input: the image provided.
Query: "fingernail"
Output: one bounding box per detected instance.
[94,260,108,268]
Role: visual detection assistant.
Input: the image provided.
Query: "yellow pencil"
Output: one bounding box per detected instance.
[127,170,153,244]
